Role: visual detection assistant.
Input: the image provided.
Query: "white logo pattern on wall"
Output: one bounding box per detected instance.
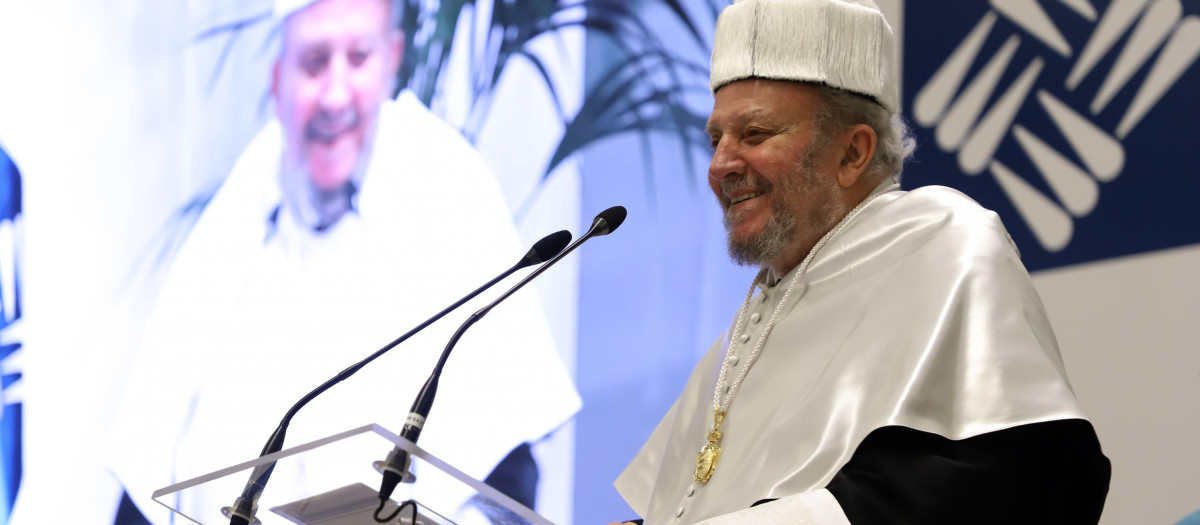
[913,0,1200,252]
[0,214,19,420]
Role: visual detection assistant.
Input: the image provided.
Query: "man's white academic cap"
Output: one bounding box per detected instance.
[710,0,900,114]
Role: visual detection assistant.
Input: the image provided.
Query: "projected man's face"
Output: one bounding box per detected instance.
[273,0,402,192]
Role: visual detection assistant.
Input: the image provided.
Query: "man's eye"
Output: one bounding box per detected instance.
[348,50,370,67]
[709,137,720,149]
[300,54,329,76]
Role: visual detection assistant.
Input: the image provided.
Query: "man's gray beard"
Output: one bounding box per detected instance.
[280,152,369,231]
[280,117,377,231]
[723,137,827,267]
[725,198,797,267]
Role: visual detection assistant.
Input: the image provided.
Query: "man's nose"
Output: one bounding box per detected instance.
[708,139,745,183]
[319,53,352,110]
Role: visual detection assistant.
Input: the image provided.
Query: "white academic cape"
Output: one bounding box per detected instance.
[616,185,1086,524]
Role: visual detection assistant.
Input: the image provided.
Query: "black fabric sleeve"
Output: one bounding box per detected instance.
[483,443,540,510]
[825,419,1110,525]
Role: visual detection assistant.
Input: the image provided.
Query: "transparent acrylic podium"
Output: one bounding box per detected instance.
[153,424,554,525]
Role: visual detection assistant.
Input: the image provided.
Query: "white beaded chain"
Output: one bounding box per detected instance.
[710,182,900,417]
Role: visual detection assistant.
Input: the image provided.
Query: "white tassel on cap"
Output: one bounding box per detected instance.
[710,0,899,114]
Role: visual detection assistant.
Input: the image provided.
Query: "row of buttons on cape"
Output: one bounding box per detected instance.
[677,292,769,519]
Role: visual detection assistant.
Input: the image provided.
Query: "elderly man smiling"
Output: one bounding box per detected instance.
[103,0,579,522]
[613,0,1110,524]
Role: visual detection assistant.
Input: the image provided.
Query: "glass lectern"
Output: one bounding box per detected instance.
[152,424,553,525]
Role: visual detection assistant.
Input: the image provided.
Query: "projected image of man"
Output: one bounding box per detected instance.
[102,0,580,523]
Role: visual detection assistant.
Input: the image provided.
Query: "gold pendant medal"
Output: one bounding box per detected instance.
[694,410,725,483]
[693,431,722,482]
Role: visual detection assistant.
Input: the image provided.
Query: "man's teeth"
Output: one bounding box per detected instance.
[730,192,761,204]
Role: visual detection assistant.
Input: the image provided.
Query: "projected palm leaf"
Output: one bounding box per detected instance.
[393,0,721,210]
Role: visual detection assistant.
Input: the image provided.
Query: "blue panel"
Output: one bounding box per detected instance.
[0,144,22,525]
[902,1,1200,271]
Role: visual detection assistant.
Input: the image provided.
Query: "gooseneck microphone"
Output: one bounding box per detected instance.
[224,230,573,525]
[374,206,627,511]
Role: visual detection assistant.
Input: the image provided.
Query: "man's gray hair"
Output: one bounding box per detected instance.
[811,84,916,182]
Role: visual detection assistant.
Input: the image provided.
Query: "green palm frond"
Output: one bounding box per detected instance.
[393,0,719,215]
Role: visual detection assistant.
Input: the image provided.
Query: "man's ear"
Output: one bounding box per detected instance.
[388,31,405,76]
[270,57,281,112]
[837,124,877,188]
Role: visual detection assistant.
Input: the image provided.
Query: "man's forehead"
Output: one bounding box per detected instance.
[282,0,391,47]
[706,106,778,134]
[706,79,818,132]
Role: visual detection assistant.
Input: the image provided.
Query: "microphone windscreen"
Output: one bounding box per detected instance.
[520,230,573,268]
[593,206,627,236]
[532,230,572,262]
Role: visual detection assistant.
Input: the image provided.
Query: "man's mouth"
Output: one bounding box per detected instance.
[729,192,762,205]
[720,176,771,213]
[307,111,360,144]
